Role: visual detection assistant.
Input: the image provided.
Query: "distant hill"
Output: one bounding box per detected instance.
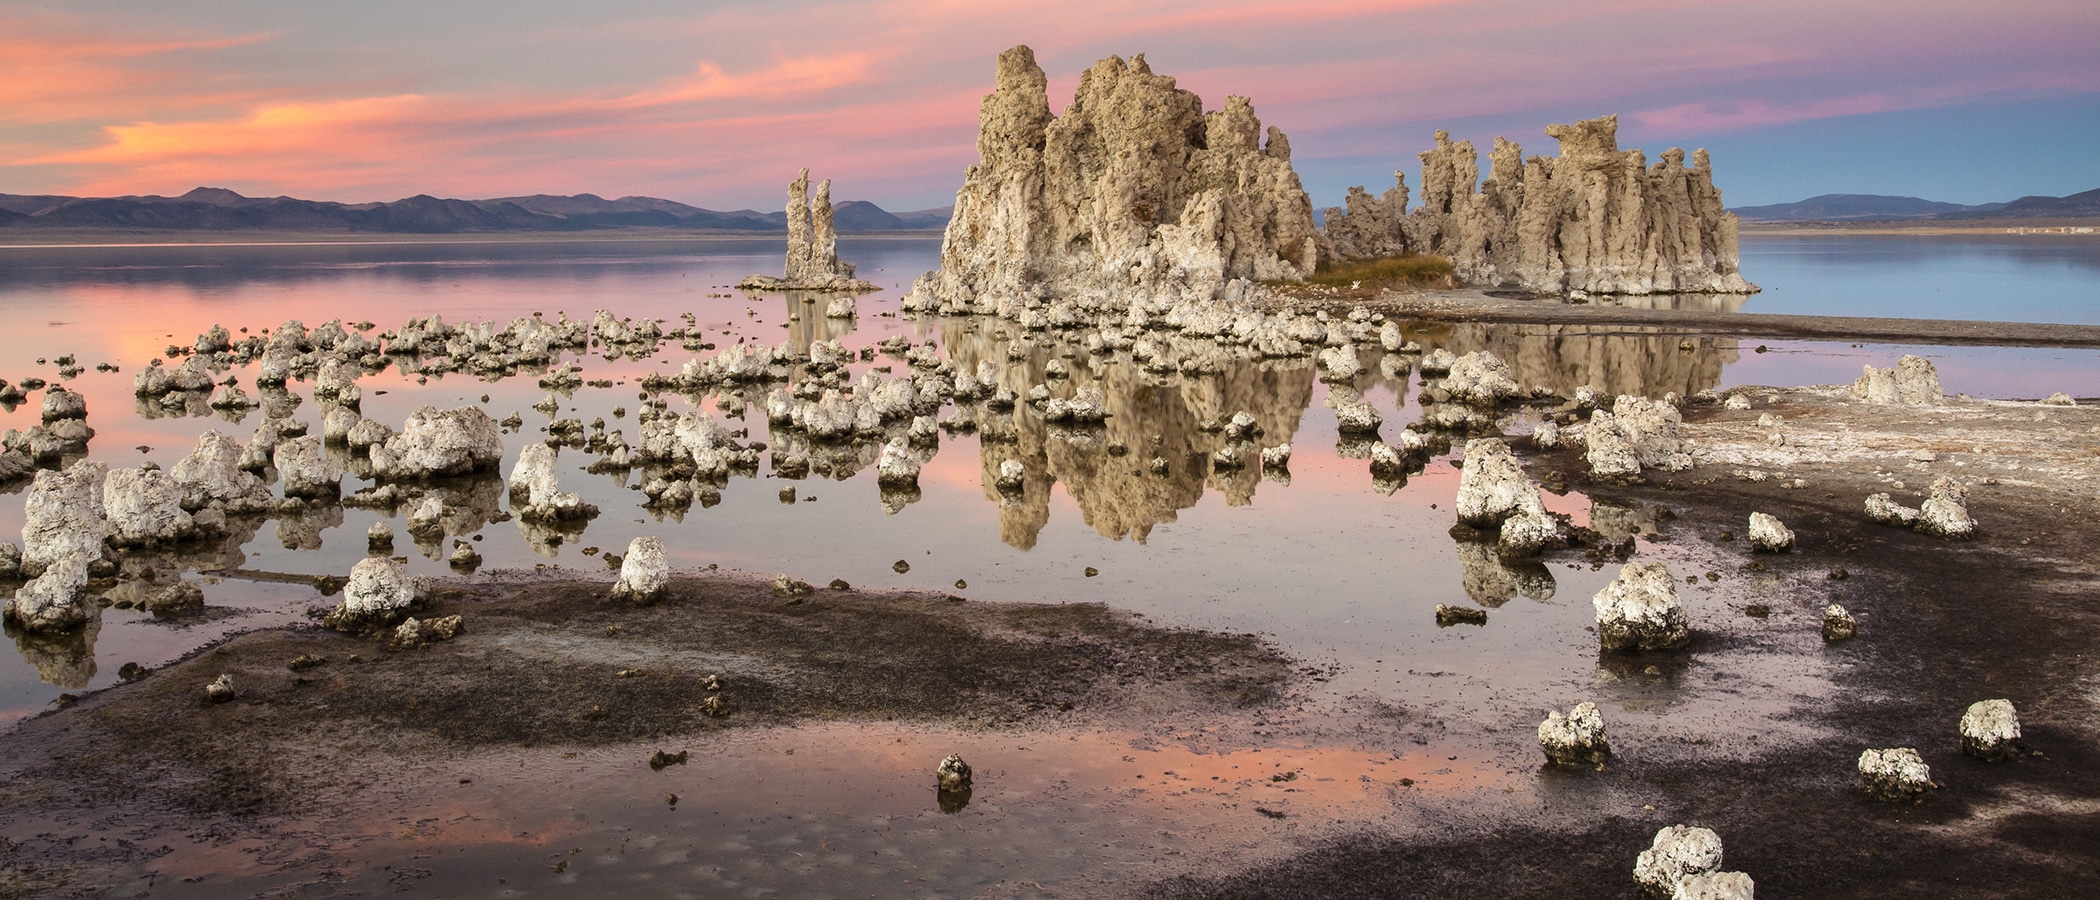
[0,186,951,234]
[1730,189,2097,223]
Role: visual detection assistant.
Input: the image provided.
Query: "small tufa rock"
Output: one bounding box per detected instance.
[1746,513,1793,552]
[367,521,394,553]
[612,536,670,604]
[203,674,236,704]
[1722,393,1752,411]
[1538,701,1610,766]
[772,574,815,598]
[936,753,973,793]
[2038,391,2075,407]
[1821,604,1857,642]
[324,557,417,633]
[1916,476,1975,539]
[1858,748,1934,800]
[1959,699,2021,761]
[649,749,690,770]
[1671,871,1756,900]
[1593,561,1690,651]
[1864,492,1920,528]
[1634,825,1725,900]
[1850,355,1943,406]
[1434,604,1486,627]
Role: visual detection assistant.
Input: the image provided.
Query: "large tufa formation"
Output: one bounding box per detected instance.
[1323,115,1756,296]
[738,170,879,292]
[904,45,1321,315]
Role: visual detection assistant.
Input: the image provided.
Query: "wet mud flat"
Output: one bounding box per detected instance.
[0,575,1300,897]
[1155,389,2100,898]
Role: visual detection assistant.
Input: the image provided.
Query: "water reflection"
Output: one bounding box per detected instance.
[1415,323,1739,400]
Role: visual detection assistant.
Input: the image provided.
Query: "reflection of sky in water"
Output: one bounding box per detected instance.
[0,236,2088,723]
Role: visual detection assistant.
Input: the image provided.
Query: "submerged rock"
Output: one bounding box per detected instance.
[1434,604,1487,627]
[1959,699,2021,761]
[324,557,417,633]
[1538,701,1611,766]
[1858,747,1934,801]
[612,536,669,604]
[1746,512,1793,552]
[1633,825,1725,900]
[1593,561,1689,651]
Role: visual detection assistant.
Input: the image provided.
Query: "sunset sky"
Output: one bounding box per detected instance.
[4,0,2096,210]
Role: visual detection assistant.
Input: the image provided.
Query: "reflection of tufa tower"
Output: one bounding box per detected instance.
[738,170,880,293]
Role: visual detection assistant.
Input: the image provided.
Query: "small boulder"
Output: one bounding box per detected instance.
[612,536,669,604]
[1593,561,1689,651]
[1746,513,1793,553]
[771,574,815,598]
[40,387,87,423]
[1438,351,1519,405]
[876,437,919,488]
[1538,701,1611,766]
[936,753,973,792]
[369,406,504,480]
[1850,355,1942,406]
[324,557,417,633]
[1917,476,1975,539]
[145,580,205,615]
[1822,604,1857,642]
[1671,871,1756,900]
[1634,825,1725,900]
[1864,492,1920,528]
[1858,747,1934,800]
[367,521,394,553]
[2039,392,2076,407]
[1434,604,1486,627]
[1959,699,2021,761]
[203,674,236,704]
[273,435,340,500]
[1260,444,1292,468]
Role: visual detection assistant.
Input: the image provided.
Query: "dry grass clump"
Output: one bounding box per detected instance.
[1305,254,1454,287]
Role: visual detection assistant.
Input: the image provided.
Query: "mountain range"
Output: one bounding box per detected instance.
[0,187,953,234]
[1729,188,2100,222]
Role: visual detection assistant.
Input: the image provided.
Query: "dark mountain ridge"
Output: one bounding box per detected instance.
[1731,189,2098,222]
[0,186,953,234]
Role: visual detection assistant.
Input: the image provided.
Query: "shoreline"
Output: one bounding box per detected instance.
[1741,218,2100,236]
[0,228,945,249]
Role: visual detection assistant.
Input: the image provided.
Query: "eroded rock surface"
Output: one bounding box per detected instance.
[1959,699,2021,760]
[370,406,504,480]
[1634,825,1725,900]
[324,558,418,633]
[1858,747,1934,801]
[905,45,1319,314]
[612,536,669,604]
[1537,701,1610,766]
[738,170,879,292]
[1850,355,1943,406]
[1594,561,1689,651]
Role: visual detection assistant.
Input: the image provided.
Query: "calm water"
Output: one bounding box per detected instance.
[2,234,2093,894]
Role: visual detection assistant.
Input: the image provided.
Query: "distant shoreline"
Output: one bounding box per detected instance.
[1740,217,2100,236]
[0,228,946,249]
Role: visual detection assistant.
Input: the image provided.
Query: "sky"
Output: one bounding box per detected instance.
[3,0,2097,211]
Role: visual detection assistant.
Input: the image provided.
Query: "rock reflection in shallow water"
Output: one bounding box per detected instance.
[1413,323,1739,401]
[7,613,99,689]
[1456,540,1556,608]
[940,317,1315,547]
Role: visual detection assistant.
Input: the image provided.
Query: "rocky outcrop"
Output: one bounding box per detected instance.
[904,46,1320,315]
[171,431,273,512]
[1327,115,1755,295]
[20,463,107,577]
[324,557,418,633]
[1454,438,1558,556]
[1850,355,1942,405]
[737,170,879,292]
[1323,115,1756,296]
[1634,825,1726,900]
[1538,701,1611,766]
[508,443,597,523]
[369,406,504,480]
[1594,560,1689,651]
[1585,395,1692,481]
[104,466,198,546]
[1960,699,2021,760]
[612,536,669,604]
[1858,747,1934,800]
[1746,512,1793,552]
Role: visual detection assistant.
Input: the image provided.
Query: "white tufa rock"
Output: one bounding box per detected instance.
[1865,493,1920,528]
[612,536,670,604]
[2039,392,2075,407]
[1634,825,1725,900]
[1746,513,1793,552]
[1858,748,1934,800]
[325,557,417,632]
[1438,351,1519,405]
[508,443,597,522]
[1538,701,1610,766]
[1722,393,1752,411]
[171,431,272,512]
[1260,443,1292,468]
[1849,355,1943,406]
[1334,401,1383,434]
[1959,699,2021,761]
[1585,395,1691,481]
[1671,871,1756,900]
[20,462,108,576]
[736,170,879,292]
[1916,476,1975,539]
[1531,420,1561,449]
[40,387,87,423]
[5,556,92,632]
[204,673,236,704]
[876,438,920,488]
[369,406,505,480]
[1593,561,1689,651]
[1454,439,1556,557]
[104,466,196,546]
[273,435,340,499]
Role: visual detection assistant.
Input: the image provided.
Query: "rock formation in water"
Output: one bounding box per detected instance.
[904,45,1321,315]
[1322,115,1756,296]
[738,170,879,293]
